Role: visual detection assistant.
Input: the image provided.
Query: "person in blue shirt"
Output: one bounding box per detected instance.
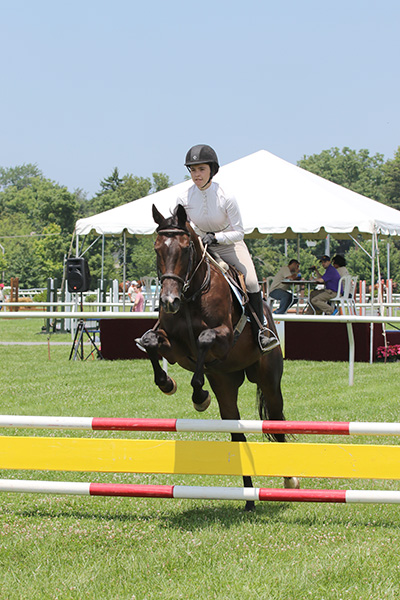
[305,255,341,315]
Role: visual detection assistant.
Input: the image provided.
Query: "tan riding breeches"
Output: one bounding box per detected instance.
[210,240,260,293]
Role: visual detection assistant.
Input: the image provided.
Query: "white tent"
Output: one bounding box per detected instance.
[75,150,400,240]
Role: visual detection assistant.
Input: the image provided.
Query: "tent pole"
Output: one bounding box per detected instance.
[297,235,300,262]
[101,235,105,281]
[369,232,376,363]
[325,234,330,256]
[123,231,127,310]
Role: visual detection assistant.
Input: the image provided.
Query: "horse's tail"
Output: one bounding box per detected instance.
[256,385,266,421]
[256,385,286,442]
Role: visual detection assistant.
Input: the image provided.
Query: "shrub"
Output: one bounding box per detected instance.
[33,290,47,302]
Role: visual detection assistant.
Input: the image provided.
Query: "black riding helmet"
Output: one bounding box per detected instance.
[185,145,220,180]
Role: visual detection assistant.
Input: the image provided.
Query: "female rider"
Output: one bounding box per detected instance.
[176,144,279,353]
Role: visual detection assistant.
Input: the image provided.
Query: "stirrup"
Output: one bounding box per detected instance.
[258,327,280,353]
[135,337,145,352]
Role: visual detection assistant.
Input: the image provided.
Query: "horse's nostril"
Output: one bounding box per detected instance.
[161,296,181,314]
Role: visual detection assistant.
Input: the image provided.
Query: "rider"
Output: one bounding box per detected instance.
[176,144,279,353]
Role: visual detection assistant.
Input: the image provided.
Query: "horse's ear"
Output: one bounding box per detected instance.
[176,204,188,228]
[152,204,165,226]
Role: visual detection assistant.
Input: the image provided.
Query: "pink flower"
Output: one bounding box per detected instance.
[376,344,400,361]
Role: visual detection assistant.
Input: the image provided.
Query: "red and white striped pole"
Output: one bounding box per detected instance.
[1,479,400,504]
[1,415,400,436]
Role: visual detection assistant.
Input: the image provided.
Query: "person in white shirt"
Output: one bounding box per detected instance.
[269,260,300,314]
[176,144,279,353]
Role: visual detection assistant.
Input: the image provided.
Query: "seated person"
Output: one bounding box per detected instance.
[268,259,300,314]
[305,255,341,315]
[332,254,350,278]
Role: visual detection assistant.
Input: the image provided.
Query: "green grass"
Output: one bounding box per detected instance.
[0,313,72,342]
[0,319,400,599]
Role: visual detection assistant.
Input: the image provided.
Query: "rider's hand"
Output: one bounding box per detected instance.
[202,232,217,246]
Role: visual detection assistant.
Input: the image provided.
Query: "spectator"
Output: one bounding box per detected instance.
[332,255,351,278]
[128,279,138,312]
[305,255,341,315]
[0,283,4,310]
[132,282,145,312]
[268,260,300,314]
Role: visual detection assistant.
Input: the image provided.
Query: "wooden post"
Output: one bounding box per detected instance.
[9,277,19,311]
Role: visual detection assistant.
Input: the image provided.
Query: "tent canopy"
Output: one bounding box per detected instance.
[75,150,400,240]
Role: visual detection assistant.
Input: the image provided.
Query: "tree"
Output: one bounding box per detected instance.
[0,169,80,286]
[4,234,41,288]
[0,177,79,233]
[152,172,172,192]
[382,147,400,211]
[35,181,79,232]
[298,147,386,202]
[97,167,123,193]
[126,235,158,280]
[0,163,42,191]
[119,175,152,204]
[0,214,35,285]
[88,173,151,214]
[34,223,68,283]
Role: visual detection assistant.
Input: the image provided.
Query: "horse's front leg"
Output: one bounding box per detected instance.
[206,371,255,511]
[135,330,177,395]
[190,329,216,411]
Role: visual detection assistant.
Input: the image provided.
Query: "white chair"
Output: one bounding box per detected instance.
[347,276,358,315]
[330,276,352,314]
[265,277,275,309]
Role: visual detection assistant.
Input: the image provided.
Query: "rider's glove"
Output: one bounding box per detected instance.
[202,232,217,246]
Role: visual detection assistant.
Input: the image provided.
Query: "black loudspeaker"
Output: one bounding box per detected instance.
[66,257,91,293]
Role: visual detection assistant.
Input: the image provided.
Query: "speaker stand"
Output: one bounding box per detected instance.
[69,319,103,361]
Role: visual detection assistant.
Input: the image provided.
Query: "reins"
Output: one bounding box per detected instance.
[182,246,210,301]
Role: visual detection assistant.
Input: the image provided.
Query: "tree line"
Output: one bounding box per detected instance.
[0,146,400,290]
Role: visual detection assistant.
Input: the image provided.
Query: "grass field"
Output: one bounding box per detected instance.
[0,318,400,599]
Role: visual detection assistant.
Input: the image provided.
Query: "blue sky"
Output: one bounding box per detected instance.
[1,0,399,197]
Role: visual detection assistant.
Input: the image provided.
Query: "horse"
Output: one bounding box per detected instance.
[136,204,299,510]
[119,280,133,294]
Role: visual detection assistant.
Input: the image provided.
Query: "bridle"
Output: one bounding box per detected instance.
[156,226,210,301]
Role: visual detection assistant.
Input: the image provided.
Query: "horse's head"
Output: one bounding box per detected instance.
[153,204,195,314]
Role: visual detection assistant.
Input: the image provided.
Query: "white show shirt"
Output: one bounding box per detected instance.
[176,182,244,245]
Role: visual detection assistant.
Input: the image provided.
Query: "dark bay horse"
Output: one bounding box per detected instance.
[137,204,299,509]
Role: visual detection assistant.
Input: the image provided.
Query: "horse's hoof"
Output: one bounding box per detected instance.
[162,378,177,395]
[284,476,300,489]
[245,501,256,512]
[193,393,211,412]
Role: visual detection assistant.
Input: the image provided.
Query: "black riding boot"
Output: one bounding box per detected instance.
[247,291,280,353]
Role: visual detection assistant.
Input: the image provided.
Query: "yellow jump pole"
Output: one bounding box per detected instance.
[1,437,400,480]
